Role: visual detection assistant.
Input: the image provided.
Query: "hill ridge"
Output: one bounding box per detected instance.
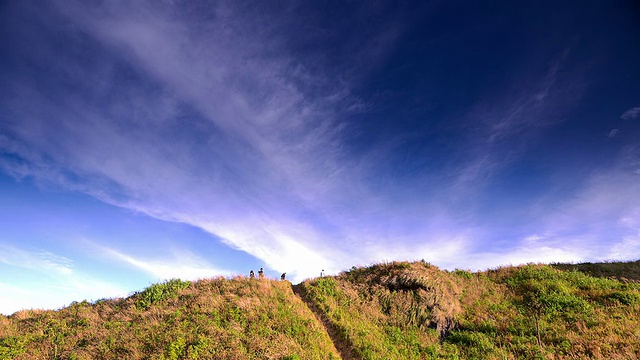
[1,260,639,359]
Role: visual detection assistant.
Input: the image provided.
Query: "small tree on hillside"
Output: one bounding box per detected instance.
[515,279,547,348]
[508,266,591,350]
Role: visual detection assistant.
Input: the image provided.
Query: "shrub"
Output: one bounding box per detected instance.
[0,336,27,359]
[453,269,474,279]
[135,279,191,310]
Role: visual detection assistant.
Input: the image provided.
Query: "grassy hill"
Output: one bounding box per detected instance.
[299,261,640,359]
[1,260,639,359]
[0,277,339,359]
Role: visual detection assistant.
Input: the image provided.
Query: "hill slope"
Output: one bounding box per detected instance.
[0,278,339,359]
[298,261,640,359]
[1,260,639,359]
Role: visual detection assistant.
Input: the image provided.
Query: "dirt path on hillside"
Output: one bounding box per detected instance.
[291,285,362,360]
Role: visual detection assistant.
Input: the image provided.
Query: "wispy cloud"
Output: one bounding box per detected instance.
[608,231,640,259]
[0,278,128,315]
[443,48,586,204]
[423,160,640,271]
[0,0,422,283]
[98,245,234,281]
[621,106,640,120]
[1,1,364,281]
[0,15,598,281]
[509,159,640,264]
[0,244,74,275]
[476,48,579,143]
[464,235,584,270]
[1,0,637,297]
[0,245,127,314]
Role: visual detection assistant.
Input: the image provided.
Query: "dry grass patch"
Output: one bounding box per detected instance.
[0,277,339,360]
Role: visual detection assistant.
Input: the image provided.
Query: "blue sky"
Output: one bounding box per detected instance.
[1,1,639,314]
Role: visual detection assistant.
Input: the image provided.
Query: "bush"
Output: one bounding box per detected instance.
[135,279,191,310]
[0,336,27,359]
[453,269,474,279]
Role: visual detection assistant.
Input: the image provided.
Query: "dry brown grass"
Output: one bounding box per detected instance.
[299,261,640,359]
[2,260,638,360]
[0,277,339,360]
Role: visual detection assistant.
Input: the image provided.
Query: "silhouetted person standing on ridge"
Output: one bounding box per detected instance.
[320,269,325,277]
[258,267,264,279]
[249,270,255,279]
[281,273,286,280]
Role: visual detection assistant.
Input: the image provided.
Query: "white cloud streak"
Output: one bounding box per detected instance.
[1,1,378,282]
[99,246,233,280]
[0,245,127,315]
[1,0,638,296]
[508,162,640,266]
[0,278,128,316]
[0,244,73,275]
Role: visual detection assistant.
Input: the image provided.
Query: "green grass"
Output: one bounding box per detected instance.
[0,277,338,359]
[299,260,640,359]
[1,260,639,359]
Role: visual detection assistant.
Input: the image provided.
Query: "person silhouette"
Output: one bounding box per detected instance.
[250,270,255,279]
[258,267,264,279]
[320,269,325,277]
[281,273,286,280]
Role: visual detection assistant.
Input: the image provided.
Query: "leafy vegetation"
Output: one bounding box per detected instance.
[0,277,338,359]
[1,260,639,359]
[299,260,640,359]
[134,279,191,310]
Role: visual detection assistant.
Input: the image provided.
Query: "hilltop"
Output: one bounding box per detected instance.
[1,260,639,359]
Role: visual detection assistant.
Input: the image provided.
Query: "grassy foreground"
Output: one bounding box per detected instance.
[1,260,639,359]
[0,277,339,360]
[298,261,640,359]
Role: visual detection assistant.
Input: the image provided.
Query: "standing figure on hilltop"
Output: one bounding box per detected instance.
[320,269,325,277]
[249,270,255,279]
[281,272,286,281]
[258,267,264,279]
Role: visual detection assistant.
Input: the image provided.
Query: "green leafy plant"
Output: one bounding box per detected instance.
[135,279,191,310]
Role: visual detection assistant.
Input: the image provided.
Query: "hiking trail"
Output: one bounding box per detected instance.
[291,284,361,360]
